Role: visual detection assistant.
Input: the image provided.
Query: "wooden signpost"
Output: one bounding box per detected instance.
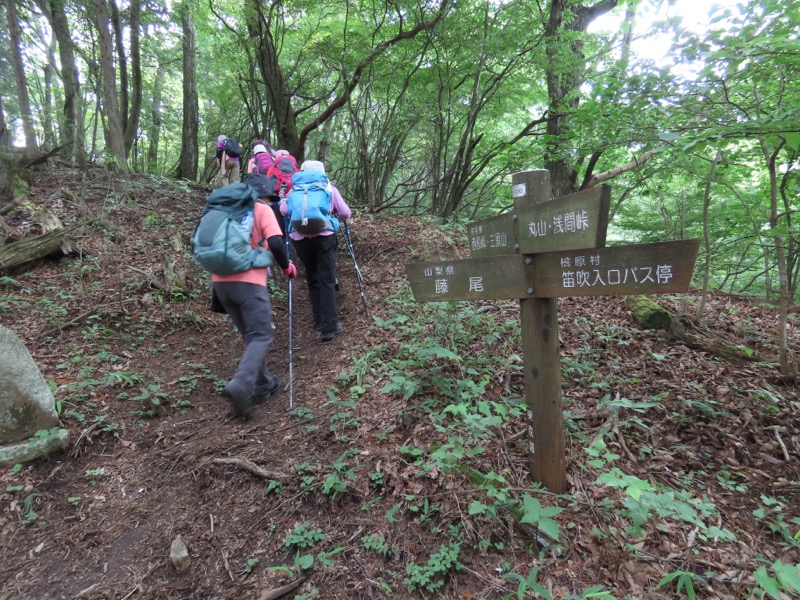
[405,170,700,492]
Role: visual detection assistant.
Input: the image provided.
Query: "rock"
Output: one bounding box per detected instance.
[170,535,191,572]
[0,325,60,445]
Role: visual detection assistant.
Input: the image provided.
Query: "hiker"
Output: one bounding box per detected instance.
[216,135,242,185]
[281,160,351,342]
[250,138,275,156]
[199,184,298,418]
[266,150,299,199]
[247,143,274,175]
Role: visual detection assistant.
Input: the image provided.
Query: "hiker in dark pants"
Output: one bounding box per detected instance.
[213,201,297,418]
[280,160,351,341]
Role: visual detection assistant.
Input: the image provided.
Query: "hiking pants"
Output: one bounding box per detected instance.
[221,159,240,185]
[212,281,277,398]
[293,234,338,335]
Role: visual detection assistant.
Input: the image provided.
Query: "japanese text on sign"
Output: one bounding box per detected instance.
[528,210,590,238]
[469,223,510,253]
[559,254,674,289]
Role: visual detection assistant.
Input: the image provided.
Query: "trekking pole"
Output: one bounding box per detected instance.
[341,220,369,315]
[285,216,294,409]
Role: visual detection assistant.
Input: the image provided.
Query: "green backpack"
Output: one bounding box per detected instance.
[191,184,273,275]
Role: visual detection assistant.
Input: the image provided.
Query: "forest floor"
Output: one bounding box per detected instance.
[0,165,799,600]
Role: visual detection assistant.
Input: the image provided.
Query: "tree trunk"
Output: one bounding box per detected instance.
[762,138,796,380]
[6,0,39,155]
[543,0,618,198]
[696,148,722,320]
[49,0,86,167]
[109,0,128,134]
[147,61,165,174]
[41,21,58,149]
[243,0,447,162]
[92,0,128,172]
[244,0,299,157]
[122,0,142,155]
[175,1,198,181]
[0,96,10,147]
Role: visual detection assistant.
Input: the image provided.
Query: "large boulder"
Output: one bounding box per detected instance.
[0,324,61,444]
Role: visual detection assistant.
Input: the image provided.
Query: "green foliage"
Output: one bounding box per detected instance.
[752,495,800,550]
[657,570,704,599]
[321,450,357,501]
[596,469,735,542]
[519,495,563,542]
[361,534,397,558]
[242,557,259,575]
[295,463,317,496]
[284,522,326,551]
[403,542,463,593]
[502,565,553,600]
[753,560,800,599]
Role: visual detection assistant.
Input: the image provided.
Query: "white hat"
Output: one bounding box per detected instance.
[253,144,267,154]
[218,134,226,142]
[300,160,326,174]
[275,149,290,157]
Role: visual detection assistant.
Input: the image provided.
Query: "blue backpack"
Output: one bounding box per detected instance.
[191,183,273,275]
[286,171,339,234]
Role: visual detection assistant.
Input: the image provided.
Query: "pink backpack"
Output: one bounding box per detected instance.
[250,151,274,175]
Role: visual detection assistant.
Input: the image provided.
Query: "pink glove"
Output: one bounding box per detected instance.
[282,263,297,278]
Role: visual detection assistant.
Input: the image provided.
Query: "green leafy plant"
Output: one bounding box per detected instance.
[264,480,283,496]
[295,462,316,495]
[403,542,463,593]
[502,565,554,600]
[322,451,357,501]
[752,559,800,599]
[361,534,397,558]
[284,522,326,551]
[519,494,563,542]
[85,467,107,486]
[753,495,800,550]
[242,557,260,575]
[657,570,704,599]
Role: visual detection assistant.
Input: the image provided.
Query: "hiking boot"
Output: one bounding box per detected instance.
[253,376,282,405]
[222,382,253,419]
[320,323,344,341]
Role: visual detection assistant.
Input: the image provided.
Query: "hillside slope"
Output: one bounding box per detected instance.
[1,166,798,599]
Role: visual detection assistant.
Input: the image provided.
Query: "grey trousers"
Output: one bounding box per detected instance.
[212,281,276,398]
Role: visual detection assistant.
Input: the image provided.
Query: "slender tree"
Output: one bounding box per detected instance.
[147,61,165,174]
[47,0,86,166]
[122,0,142,155]
[543,0,618,198]
[6,0,39,154]
[175,1,198,180]
[92,0,128,171]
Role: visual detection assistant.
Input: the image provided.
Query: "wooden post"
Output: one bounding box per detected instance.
[514,170,567,493]
[406,169,699,493]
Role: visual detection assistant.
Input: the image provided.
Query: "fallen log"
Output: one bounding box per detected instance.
[0,227,75,272]
[669,319,758,361]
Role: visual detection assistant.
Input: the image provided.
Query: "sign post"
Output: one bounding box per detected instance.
[405,170,700,493]
[516,170,566,492]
